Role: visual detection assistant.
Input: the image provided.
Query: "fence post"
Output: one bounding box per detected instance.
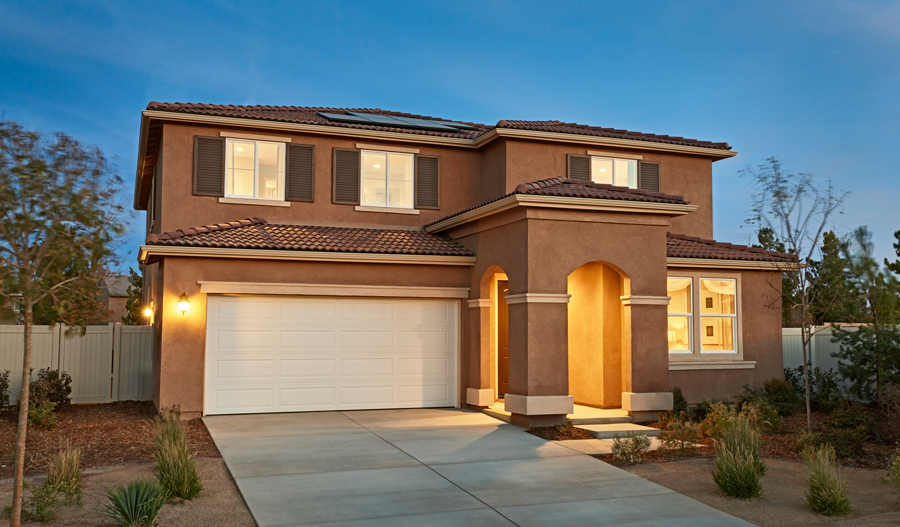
[810,327,818,369]
[111,322,122,403]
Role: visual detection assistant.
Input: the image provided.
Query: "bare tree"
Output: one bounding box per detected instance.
[742,157,849,431]
[0,121,126,527]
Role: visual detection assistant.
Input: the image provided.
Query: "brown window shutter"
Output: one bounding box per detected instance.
[638,161,660,192]
[414,155,440,210]
[567,154,591,181]
[285,144,315,202]
[193,136,225,196]
[332,148,360,204]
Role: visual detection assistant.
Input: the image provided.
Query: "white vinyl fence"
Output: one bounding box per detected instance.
[782,326,849,372]
[0,323,153,404]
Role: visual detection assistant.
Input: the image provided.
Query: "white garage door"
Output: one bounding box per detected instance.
[204,295,459,415]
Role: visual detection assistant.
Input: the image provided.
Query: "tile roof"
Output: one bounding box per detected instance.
[426,177,690,228]
[666,233,798,263]
[146,102,731,150]
[145,218,474,257]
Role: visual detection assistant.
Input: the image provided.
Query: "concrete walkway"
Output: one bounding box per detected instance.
[204,409,752,527]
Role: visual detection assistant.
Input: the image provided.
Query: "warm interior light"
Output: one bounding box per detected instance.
[600,169,607,172]
[236,147,244,151]
[177,293,191,315]
[374,164,381,168]
[144,307,153,317]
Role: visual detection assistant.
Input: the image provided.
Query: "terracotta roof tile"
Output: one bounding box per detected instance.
[666,233,797,263]
[146,102,731,150]
[426,177,689,228]
[145,218,474,257]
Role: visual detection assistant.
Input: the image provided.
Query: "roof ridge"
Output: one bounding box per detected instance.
[666,232,797,261]
[146,217,267,243]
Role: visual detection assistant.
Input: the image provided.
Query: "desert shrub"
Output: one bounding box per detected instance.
[881,383,900,439]
[672,387,689,415]
[803,444,852,515]
[29,368,72,409]
[884,444,900,501]
[700,402,735,439]
[737,378,799,416]
[28,401,57,430]
[691,398,718,421]
[3,481,62,523]
[0,369,10,407]
[792,429,826,453]
[739,398,783,433]
[659,419,700,454]
[104,479,168,527]
[46,446,83,506]
[657,409,687,431]
[826,399,874,433]
[154,406,202,501]
[826,427,868,459]
[784,364,842,412]
[712,415,766,498]
[612,432,651,464]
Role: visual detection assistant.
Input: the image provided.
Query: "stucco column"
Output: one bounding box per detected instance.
[506,294,574,428]
[621,296,673,421]
[465,298,494,408]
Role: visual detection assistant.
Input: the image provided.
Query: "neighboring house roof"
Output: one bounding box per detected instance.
[425,177,690,228]
[101,275,132,297]
[145,218,474,257]
[666,233,798,263]
[145,102,731,150]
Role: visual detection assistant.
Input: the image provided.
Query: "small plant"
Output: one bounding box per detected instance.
[827,427,868,459]
[104,479,169,527]
[154,406,203,501]
[784,364,842,412]
[826,399,874,433]
[611,432,651,464]
[671,387,688,415]
[0,369,10,407]
[28,401,58,430]
[884,444,900,501]
[659,419,700,455]
[739,398,783,433]
[699,401,734,439]
[792,429,825,453]
[712,415,766,498]
[46,445,83,506]
[29,368,73,409]
[803,444,852,515]
[691,398,719,421]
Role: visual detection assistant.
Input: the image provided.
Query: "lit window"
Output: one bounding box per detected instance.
[700,279,736,353]
[225,139,285,200]
[361,151,414,208]
[667,278,692,353]
[591,157,637,188]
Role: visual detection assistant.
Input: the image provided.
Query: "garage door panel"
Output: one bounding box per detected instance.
[216,300,275,320]
[205,296,458,415]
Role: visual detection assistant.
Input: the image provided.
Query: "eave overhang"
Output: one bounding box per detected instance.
[138,245,477,266]
[666,257,804,270]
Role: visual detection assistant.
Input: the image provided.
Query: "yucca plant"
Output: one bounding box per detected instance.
[153,406,203,501]
[46,445,83,506]
[803,444,852,515]
[104,479,169,527]
[711,415,766,498]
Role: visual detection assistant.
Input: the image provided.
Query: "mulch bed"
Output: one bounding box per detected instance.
[0,401,220,479]
[527,424,594,441]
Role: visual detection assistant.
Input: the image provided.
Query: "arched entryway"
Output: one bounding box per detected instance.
[479,265,510,400]
[567,261,630,409]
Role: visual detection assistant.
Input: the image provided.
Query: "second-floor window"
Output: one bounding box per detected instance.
[361,150,414,208]
[226,139,285,200]
[591,156,637,188]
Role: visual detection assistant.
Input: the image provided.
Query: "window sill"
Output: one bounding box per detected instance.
[354,205,420,215]
[219,197,291,208]
[668,361,756,371]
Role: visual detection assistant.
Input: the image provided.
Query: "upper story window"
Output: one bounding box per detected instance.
[226,139,285,200]
[361,150,414,208]
[590,156,637,188]
[667,275,740,356]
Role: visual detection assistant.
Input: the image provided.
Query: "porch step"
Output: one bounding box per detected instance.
[575,423,660,439]
[481,403,634,426]
[569,416,633,426]
[482,407,512,424]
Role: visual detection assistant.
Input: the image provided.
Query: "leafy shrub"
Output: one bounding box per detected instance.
[659,419,700,454]
[881,383,900,438]
[104,479,168,527]
[0,369,10,407]
[826,399,874,433]
[884,444,900,501]
[154,406,203,501]
[737,378,799,416]
[46,446,83,507]
[20,481,61,522]
[712,415,766,498]
[827,427,868,459]
[28,401,57,430]
[671,387,688,415]
[29,368,72,409]
[803,444,852,515]
[691,398,719,421]
[739,398,783,433]
[700,402,734,439]
[792,429,826,453]
[784,364,842,412]
[611,432,651,464]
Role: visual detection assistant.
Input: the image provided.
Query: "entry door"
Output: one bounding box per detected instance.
[204,295,459,415]
[498,280,509,396]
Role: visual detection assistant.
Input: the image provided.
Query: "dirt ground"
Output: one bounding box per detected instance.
[627,456,900,526]
[0,457,256,526]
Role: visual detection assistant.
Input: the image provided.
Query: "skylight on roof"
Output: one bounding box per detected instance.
[318,112,477,132]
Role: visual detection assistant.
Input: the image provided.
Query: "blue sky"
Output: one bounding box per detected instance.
[1,0,898,270]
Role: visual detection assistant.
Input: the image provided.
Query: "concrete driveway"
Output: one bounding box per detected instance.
[204,409,751,527]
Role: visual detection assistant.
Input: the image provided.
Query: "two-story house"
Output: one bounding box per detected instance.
[133,102,795,425]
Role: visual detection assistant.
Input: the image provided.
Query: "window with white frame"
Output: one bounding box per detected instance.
[591,156,637,188]
[667,277,692,353]
[361,150,414,208]
[225,139,285,200]
[667,275,739,356]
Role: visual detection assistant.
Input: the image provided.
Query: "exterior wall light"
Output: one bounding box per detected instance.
[144,306,153,317]
[177,293,191,315]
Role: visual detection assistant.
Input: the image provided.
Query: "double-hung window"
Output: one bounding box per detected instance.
[361,150,414,208]
[225,139,285,200]
[667,275,740,356]
[591,156,637,188]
